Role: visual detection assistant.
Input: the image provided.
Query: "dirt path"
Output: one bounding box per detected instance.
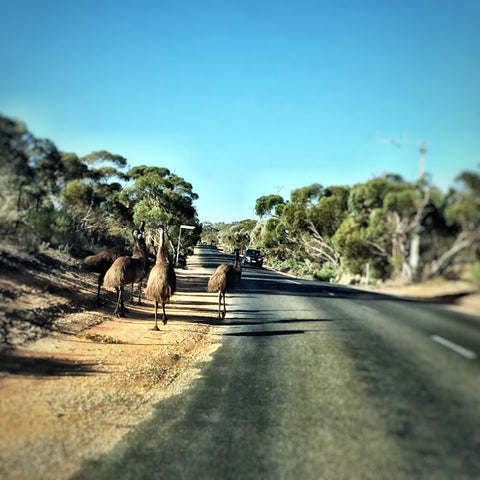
[0,249,225,480]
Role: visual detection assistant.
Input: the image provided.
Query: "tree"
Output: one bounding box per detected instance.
[280,184,349,270]
[0,115,34,231]
[123,166,198,230]
[255,194,285,218]
[59,151,130,240]
[425,169,480,278]
[122,166,200,261]
[200,222,225,245]
[334,176,431,281]
[219,220,257,252]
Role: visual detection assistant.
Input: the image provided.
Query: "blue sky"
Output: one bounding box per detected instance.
[1,0,479,223]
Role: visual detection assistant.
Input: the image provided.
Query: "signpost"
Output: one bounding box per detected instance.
[176,225,195,267]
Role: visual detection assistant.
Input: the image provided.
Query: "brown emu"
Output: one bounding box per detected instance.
[82,249,119,301]
[103,224,148,317]
[144,228,176,330]
[207,248,241,319]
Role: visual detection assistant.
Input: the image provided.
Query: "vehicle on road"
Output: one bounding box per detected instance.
[242,248,263,268]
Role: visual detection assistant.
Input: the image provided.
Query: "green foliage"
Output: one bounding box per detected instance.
[27,207,73,245]
[314,263,337,282]
[81,150,127,169]
[123,166,198,230]
[218,220,257,252]
[0,113,200,257]
[2,110,478,283]
[200,222,225,245]
[444,171,480,229]
[252,170,479,284]
[468,261,480,287]
[255,194,285,218]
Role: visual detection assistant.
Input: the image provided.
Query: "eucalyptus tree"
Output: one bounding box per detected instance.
[200,222,225,245]
[255,194,286,218]
[425,169,480,278]
[280,184,349,270]
[254,184,349,276]
[122,166,200,256]
[0,115,34,231]
[58,151,129,242]
[219,219,257,252]
[333,174,442,282]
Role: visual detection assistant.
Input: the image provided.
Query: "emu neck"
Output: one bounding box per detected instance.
[156,231,169,263]
[132,245,145,259]
[156,245,169,263]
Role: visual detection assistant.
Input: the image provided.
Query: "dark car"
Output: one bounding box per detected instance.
[242,248,263,268]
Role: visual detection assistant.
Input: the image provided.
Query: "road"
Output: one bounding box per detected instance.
[73,245,480,480]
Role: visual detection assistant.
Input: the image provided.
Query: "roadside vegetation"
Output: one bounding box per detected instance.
[0,113,201,265]
[1,111,479,289]
[206,176,480,287]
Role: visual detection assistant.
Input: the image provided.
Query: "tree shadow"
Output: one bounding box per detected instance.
[224,329,306,337]
[0,351,100,377]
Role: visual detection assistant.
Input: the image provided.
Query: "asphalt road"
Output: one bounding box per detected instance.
[73,245,480,480]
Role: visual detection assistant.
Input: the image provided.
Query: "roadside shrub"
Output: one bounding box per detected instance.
[314,264,337,282]
[27,207,73,246]
[468,261,480,287]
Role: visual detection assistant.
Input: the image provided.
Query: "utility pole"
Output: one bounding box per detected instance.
[176,225,195,267]
[418,140,426,181]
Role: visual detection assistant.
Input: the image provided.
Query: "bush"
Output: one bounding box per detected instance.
[27,207,73,246]
[314,264,337,282]
[468,261,480,287]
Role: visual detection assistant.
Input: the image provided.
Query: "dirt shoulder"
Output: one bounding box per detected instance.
[358,279,480,314]
[0,245,224,480]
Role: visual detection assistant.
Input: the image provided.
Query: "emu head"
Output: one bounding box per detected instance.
[132,225,147,251]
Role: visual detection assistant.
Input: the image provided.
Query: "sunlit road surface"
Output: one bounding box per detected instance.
[73,245,480,480]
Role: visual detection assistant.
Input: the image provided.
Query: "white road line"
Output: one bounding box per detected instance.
[431,335,478,360]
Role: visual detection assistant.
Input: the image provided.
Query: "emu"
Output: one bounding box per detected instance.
[144,228,176,330]
[103,224,148,317]
[82,249,119,301]
[207,248,241,319]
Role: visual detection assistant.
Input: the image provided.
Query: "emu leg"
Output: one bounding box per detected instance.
[112,287,122,317]
[217,291,222,319]
[119,286,129,314]
[221,291,226,319]
[96,274,104,302]
[137,280,143,305]
[119,286,130,316]
[128,283,136,304]
[152,301,160,331]
[162,302,167,325]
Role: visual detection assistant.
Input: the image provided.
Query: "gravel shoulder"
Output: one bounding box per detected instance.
[0,245,224,480]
